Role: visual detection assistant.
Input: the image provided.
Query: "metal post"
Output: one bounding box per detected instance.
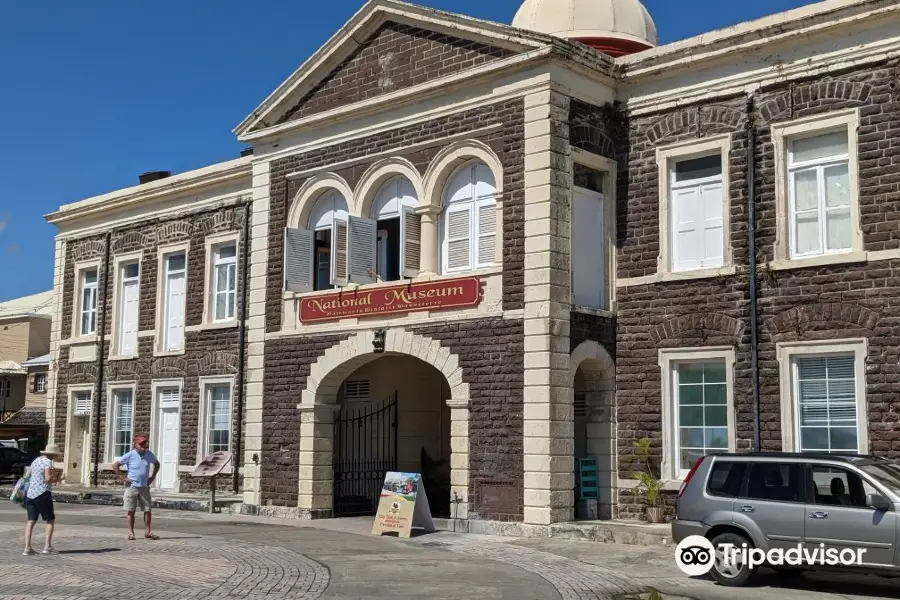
[209,474,216,514]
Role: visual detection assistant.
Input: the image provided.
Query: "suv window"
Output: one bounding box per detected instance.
[810,465,877,508]
[744,462,803,503]
[707,461,747,497]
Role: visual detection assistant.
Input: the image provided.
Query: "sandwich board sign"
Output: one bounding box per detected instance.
[371,472,435,538]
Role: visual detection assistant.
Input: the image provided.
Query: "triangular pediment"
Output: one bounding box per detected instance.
[234,0,552,138]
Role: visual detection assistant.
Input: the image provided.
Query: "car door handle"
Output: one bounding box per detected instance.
[808,511,829,519]
[740,505,755,513]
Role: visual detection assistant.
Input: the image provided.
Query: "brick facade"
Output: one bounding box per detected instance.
[54,203,250,493]
[613,62,900,517]
[277,21,513,124]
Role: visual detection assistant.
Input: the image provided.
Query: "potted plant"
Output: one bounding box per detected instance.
[630,438,665,523]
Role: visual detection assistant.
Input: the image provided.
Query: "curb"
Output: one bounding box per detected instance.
[0,485,240,513]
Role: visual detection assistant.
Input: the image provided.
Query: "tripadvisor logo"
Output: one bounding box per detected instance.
[675,535,866,576]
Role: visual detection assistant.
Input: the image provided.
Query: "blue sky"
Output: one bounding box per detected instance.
[0,0,815,301]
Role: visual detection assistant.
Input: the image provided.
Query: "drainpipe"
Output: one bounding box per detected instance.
[92,231,112,487]
[746,95,761,453]
[233,200,251,495]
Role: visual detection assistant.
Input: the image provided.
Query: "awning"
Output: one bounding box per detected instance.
[21,354,49,368]
[0,361,25,376]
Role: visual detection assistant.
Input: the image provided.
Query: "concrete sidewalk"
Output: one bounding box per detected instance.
[0,483,241,513]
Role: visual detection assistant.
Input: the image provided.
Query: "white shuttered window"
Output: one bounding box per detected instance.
[441,161,497,274]
[110,389,134,461]
[794,355,859,453]
[118,262,139,355]
[671,155,724,272]
[163,254,186,352]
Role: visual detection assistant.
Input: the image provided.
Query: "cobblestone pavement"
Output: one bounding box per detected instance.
[1,503,899,600]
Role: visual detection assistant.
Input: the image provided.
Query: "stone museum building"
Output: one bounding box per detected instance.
[44,0,900,525]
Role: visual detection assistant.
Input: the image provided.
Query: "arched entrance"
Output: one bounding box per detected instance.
[571,341,616,520]
[298,330,470,519]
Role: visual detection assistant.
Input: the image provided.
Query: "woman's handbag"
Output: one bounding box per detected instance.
[10,467,31,508]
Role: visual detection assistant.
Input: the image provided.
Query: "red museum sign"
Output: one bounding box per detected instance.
[299,277,482,323]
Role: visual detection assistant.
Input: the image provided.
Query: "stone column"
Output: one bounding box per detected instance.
[447,400,470,519]
[297,404,337,516]
[416,205,441,277]
[522,89,574,526]
[242,161,270,507]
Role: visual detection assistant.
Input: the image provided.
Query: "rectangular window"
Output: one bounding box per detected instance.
[572,184,607,310]
[213,244,236,321]
[110,388,134,460]
[204,384,231,455]
[163,253,186,351]
[117,262,140,355]
[789,131,851,258]
[34,374,46,393]
[706,461,748,498]
[794,354,858,453]
[80,269,98,336]
[0,379,9,398]
[671,155,724,272]
[744,462,803,503]
[73,390,92,415]
[674,361,729,473]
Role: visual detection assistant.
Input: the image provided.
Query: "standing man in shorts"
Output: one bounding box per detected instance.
[113,435,161,540]
[23,443,62,555]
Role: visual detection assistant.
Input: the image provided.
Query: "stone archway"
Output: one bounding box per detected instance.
[297,329,471,518]
[570,341,616,520]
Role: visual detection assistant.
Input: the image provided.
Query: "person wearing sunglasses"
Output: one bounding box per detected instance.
[113,435,161,540]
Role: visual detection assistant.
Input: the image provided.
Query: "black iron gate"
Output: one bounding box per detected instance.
[332,392,398,517]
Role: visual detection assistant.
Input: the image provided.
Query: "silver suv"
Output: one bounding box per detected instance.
[673,452,900,586]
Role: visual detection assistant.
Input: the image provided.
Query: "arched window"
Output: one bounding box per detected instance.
[308,190,349,291]
[371,176,419,282]
[441,161,497,274]
[285,189,350,293]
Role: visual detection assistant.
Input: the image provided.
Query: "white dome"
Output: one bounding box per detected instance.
[512,0,658,49]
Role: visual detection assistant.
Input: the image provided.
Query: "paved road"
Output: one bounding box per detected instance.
[0,502,897,599]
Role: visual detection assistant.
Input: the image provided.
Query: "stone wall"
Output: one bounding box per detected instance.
[54,203,249,493]
[278,21,513,124]
[614,61,900,518]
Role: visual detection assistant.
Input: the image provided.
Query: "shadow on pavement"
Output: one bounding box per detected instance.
[58,548,121,555]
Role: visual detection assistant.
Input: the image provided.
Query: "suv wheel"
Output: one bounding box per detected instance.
[709,532,756,587]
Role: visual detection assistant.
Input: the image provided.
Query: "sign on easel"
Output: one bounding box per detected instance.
[191,451,232,514]
[371,472,435,538]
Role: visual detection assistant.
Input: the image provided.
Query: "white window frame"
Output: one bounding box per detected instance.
[34,373,46,393]
[109,251,142,359]
[771,109,861,269]
[202,232,240,326]
[197,375,235,462]
[439,160,499,275]
[777,338,868,454]
[655,134,733,280]
[105,382,137,462]
[154,241,190,355]
[658,346,736,481]
[71,259,102,339]
[570,149,617,313]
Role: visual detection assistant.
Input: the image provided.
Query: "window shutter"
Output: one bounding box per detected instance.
[347,216,377,285]
[74,392,92,415]
[32,377,37,394]
[672,187,702,272]
[284,227,314,293]
[331,218,349,287]
[700,182,724,268]
[401,206,422,279]
[476,202,497,268]
[166,272,186,351]
[445,205,472,271]
[120,279,139,355]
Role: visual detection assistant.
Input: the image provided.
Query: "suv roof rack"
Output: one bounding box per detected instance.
[705,451,882,463]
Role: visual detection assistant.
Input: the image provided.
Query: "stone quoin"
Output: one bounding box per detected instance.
[42,0,900,525]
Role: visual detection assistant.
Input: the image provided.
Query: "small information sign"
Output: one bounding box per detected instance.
[371,472,436,539]
[192,451,232,513]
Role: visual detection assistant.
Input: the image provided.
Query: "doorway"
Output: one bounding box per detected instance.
[154,387,181,490]
[66,389,93,486]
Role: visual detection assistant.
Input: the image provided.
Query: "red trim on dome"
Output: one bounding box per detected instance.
[576,37,653,57]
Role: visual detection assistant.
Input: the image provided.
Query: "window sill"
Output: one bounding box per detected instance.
[767,249,900,271]
[571,305,615,318]
[186,320,239,332]
[282,267,501,300]
[153,349,186,358]
[108,354,138,362]
[617,478,684,492]
[617,265,736,288]
[61,336,99,347]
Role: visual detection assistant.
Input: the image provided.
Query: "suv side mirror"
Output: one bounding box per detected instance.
[867,493,890,510]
